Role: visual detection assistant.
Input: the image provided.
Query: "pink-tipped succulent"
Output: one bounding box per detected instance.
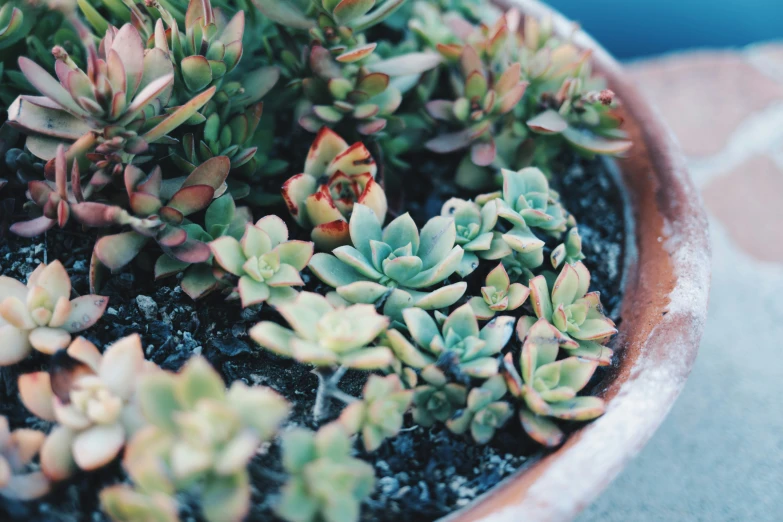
[85,157,231,273]
[425,46,527,167]
[17,334,155,480]
[210,215,314,307]
[0,416,51,501]
[282,127,387,251]
[468,263,530,320]
[0,261,108,366]
[10,144,84,237]
[8,21,174,159]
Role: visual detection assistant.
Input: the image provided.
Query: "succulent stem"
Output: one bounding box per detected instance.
[312,366,350,421]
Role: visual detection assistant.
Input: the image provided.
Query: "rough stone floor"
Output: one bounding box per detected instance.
[577,43,783,522]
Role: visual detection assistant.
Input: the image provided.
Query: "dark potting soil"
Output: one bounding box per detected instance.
[0,155,627,522]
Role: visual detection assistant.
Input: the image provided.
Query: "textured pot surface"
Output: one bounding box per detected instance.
[442,1,712,521]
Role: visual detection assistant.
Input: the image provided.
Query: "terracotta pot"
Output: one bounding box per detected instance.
[442,1,712,521]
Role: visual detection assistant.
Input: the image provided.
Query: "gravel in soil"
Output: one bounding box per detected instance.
[0,155,626,522]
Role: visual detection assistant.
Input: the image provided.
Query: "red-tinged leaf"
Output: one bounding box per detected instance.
[562,127,633,156]
[159,206,184,225]
[28,181,54,206]
[182,156,231,190]
[527,109,568,135]
[357,72,389,98]
[6,96,92,141]
[71,202,119,227]
[71,161,84,202]
[336,43,377,63]
[10,216,55,237]
[110,24,144,96]
[167,185,215,216]
[143,87,216,144]
[425,129,475,154]
[460,45,483,77]
[333,0,376,25]
[357,118,387,135]
[157,226,188,247]
[495,63,522,96]
[89,250,109,294]
[166,238,211,264]
[95,232,149,271]
[425,100,454,121]
[436,43,463,61]
[218,11,245,44]
[130,192,163,216]
[181,264,219,300]
[465,71,488,100]
[471,138,496,167]
[367,52,442,76]
[181,55,213,92]
[119,73,174,125]
[56,200,69,228]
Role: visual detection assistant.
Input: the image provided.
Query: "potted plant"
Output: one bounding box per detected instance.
[0,0,710,521]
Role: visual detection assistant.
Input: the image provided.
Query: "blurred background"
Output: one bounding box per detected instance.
[539,0,783,521]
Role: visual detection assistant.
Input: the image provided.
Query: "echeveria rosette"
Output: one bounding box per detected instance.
[440,197,498,276]
[493,167,567,235]
[17,334,152,480]
[339,374,413,452]
[0,261,108,366]
[105,356,291,522]
[282,127,387,251]
[276,423,375,522]
[309,204,467,318]
[468,263,530,320]
[528,261,616,365]
[446,374,512,445]
[210,215,314,308]
[502,319,606,447]
[386,303,515,379]
[551,227,585,269]
[249,291,394,370]
[411,365,467,428]
[0,415,50,501]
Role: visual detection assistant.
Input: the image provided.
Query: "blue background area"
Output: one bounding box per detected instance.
[546,0,783,59]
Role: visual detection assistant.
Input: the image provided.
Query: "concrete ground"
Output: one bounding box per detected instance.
[578,43,783,522]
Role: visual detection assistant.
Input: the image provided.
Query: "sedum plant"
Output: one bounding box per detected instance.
[528,261,616,365]
[102,356,291,522]
[468,262,530,320]
[0,260,107,366]
[0,415,50,501]
[386,303,515,379]
[411,364,467,428]
[277,423,375,522]
[282,127,387,251]
[17,334,153,479]
[551,227,585,269]
[502,318,606,447]
[308,204,467,318]
[446,374,511,445]
[209,215,314,307]
[250,291,394,370]
[339,374,413,452]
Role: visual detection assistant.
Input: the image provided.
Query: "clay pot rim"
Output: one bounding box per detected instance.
[439,1,712,521]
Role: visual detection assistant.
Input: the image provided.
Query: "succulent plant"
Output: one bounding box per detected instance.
[551,227,585,269]
[425,45,527,167]
[338,374,412,452]
[152,0,245,101]
[446,374,511,444]
[502,318,606,447]
[282,127,387,251]
[276,423,375,522]
[0,261,108,366]
[10,144,83,237]
[0,1,24,47]
[309,204,467,318]
[411,364,467,427]
[80,157,231,275]
[250,291,394,370]
[386,303,515,379]
[209,215,314,307]
[17,334,153,479]
[528,261,616,365]
[468,263,530,320]
[0,416,50,501]
[104,356,291,522]
[6,18,207,163]
[440,197,499,276]
[492,166,568,234]
[155,194,252,300]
